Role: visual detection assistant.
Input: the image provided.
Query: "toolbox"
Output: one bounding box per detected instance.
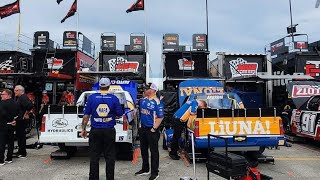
[206,134,248,179]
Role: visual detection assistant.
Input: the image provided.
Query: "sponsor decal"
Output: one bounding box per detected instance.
[110,80,130,85]
[234,136,247,142]
[66,32,76,38]
[180,86,224,97]
[133,38,143,44]
[0,59,14,73]
[178,58,194,70]
[52,118,68,128]
[118,136,124,141]
[229,58,258,78]
[306,61,320,77]
[294,41,308,50]
[292,85,320,98]
[96,104,110,117]
[207,119,274,136]
[46,57,63,71]
[47,129,73,133]
[37,34,47,46]
[108,56,139,72]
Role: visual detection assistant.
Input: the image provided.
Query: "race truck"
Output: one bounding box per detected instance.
[39,81,139,159]
[163,79,286,159]
[282,81,320,141]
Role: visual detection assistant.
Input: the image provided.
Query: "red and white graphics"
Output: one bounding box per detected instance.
[306,61,320,78]
[229,58,258,77]
[46,57,63,71]
[178,58,195,70]
[108,56,139,72]
[292,85,320,98]
[0,59,14,73]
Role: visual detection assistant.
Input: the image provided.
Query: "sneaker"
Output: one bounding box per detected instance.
[149,174,159,180]
[169,153,180,160]
[135,169,150,176]
[17,154,27,159]
[0,161,5,166]
[5,159,12,164]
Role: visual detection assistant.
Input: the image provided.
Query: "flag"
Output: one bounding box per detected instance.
[126,0,144,13]
[0,0,20,19]
[61,0,77,23]
[57,0,64,5]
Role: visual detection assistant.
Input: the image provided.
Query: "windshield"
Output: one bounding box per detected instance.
[197,93,243,109]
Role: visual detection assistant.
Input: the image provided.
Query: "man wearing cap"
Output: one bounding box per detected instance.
[169,98,207,160]
[81,78,123,180]
[135,83,164,180]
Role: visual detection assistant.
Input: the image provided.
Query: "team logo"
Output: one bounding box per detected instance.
[96,104,110,117]
[52,118,68,128]
[178,58,195,70]
[108,57,139,72]
[306,61,320,77]
[229,58,258,78]
[0,59,14,73]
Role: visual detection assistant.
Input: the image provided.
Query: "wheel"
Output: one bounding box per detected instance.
[162,134,168,150]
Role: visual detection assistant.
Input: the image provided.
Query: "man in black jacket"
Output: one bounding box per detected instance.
[0,89,18,165]
[14,85,33,158]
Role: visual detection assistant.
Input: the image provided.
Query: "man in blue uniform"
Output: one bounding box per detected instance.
[81,78,123,180]
[169,98,207,160]
[135,83,164,180]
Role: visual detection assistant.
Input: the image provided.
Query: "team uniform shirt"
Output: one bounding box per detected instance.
[173,100,198,122]
[139,96,164,127]
[84,91,123,129]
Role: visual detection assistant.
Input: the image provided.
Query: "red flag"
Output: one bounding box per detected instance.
[0,0,20,19]
[61,0,77,23]
[126,0,144,13]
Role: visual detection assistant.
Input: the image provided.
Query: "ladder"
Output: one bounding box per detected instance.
[181,51,194,77]
[42,45,58,73]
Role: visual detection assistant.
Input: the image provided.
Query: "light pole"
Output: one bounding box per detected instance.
[205,0,209,50]
[288,0,294,43]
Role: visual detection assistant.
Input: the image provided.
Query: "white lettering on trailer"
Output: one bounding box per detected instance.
[208,121,270,135]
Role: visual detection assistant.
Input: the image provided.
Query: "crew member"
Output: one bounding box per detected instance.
[14,85,33,158]
[0,89,18,165]
[135,83,164,180]
[81,78,123,180]
[169,98,207,160]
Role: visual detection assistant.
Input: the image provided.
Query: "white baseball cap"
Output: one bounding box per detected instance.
[145,83,158,91]
[99,78,111,87]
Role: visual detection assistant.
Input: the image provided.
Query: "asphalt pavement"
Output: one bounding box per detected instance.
[1,134,320,180]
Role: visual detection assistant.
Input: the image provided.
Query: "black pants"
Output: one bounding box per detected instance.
[0,128,14,162]
[16,120,27,156]
[170,118,185,155]
[89,128,116,180]
[139,126,160,176]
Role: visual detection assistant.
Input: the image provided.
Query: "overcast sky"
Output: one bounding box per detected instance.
[1,0,320,78]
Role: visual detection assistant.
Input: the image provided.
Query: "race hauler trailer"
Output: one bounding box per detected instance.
[210,52,314,109]
[31,31,97,106]
[88,33,148,99]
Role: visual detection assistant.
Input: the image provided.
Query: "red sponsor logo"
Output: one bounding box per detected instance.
[133,38,143,44]
[115,62,139,71]
[0,70,14,73]
[292,85,320,98]
[237,63,258,75]
[306,64,320,77]
[66,32,76,38]
[195,36,205,42]
[295,42,307,49]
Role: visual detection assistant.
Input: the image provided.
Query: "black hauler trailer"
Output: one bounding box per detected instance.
[31,31,97,105]
[271,38,320,109]
[162,33,211,90]
[98,33,147,98]
[0,51,32,90]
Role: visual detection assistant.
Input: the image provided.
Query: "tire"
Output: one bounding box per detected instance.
[162,134,168,150]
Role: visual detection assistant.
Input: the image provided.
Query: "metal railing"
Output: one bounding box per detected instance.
[0,33,32,54]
